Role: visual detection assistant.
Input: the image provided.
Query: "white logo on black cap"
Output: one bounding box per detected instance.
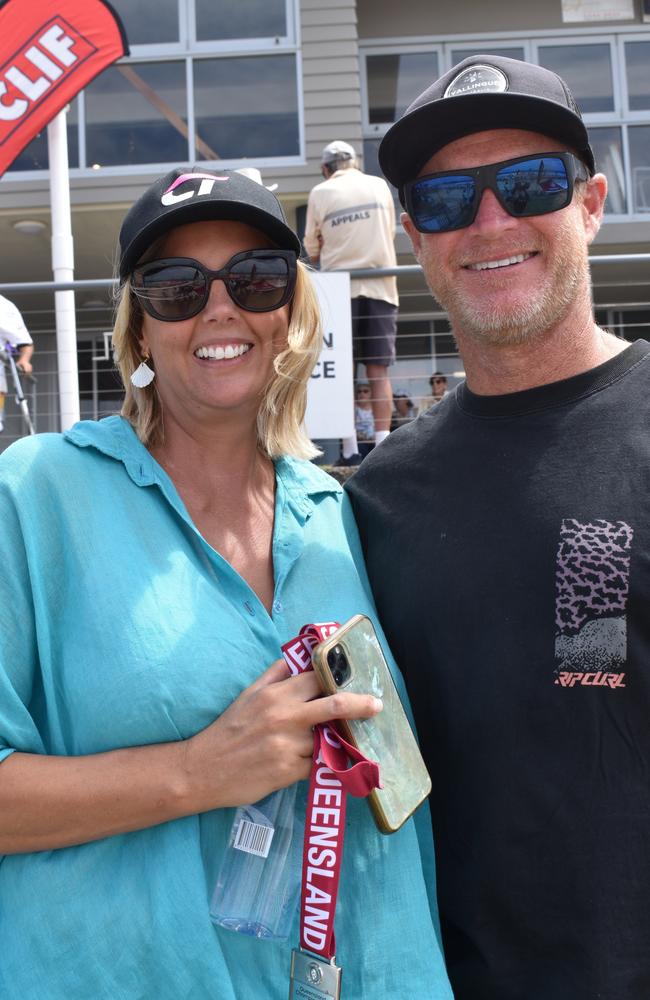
[161,172,229,206]
[444,64,508,99]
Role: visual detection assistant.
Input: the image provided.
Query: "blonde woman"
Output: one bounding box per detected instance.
[0,170,451,1000]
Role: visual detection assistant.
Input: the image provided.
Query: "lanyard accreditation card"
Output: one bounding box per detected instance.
[282,624,381,999]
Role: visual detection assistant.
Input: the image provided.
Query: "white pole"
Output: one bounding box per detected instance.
[47,106,80,430]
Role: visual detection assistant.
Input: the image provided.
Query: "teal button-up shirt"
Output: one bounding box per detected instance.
[0,416,452,1000]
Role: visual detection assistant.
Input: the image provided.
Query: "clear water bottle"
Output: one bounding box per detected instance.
[210,783,303,941]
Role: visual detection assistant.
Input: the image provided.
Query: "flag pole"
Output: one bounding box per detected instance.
[47,105,80,431]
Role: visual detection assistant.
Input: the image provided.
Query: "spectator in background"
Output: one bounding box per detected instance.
[354,380,375,456]
[391,389,418,431]
[420,372,448,411]
[304,140,399,466]
[0,295,33,433]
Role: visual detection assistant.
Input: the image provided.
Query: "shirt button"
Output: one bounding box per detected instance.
[273,600,283,614]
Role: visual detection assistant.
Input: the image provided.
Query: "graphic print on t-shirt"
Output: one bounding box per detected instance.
[554,518,633,688]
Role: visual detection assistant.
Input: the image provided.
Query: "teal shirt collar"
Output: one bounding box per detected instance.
[64,415,342,514]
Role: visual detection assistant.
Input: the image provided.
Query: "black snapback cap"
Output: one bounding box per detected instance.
[118,168,301,278]
[379,55,596,196]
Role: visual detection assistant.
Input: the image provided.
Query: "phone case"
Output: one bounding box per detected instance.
[311,614,431,834]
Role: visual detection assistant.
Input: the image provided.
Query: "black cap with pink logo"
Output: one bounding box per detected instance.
[379,54,596,194]
[118,168,301,279]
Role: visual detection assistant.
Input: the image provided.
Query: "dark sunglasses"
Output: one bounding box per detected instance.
[405,152,589,234]
[131,249,297,322]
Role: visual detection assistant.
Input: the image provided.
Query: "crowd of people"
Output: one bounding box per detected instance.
[1,49,648,1000]
[353,372,450,453]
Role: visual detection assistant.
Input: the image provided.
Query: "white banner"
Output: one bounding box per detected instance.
[305,271,355,440]
[561,0,634,20]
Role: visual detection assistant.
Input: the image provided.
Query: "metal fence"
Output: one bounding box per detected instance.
[1,256,649,452]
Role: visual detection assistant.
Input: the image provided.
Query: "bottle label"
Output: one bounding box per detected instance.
[233,817,275,859]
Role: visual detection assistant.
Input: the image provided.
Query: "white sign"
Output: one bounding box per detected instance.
[304,271,355,440]
[561,0,633,20]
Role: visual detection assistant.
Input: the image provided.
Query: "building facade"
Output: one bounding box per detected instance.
[0,0,648,443]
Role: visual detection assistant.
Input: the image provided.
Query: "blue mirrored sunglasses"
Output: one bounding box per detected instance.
[404,152,590,234]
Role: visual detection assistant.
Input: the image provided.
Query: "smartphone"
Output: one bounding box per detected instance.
[311,614,431,834]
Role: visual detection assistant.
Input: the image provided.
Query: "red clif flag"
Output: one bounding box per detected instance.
[0,0,128,176]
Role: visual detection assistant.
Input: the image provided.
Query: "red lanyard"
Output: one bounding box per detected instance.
[281,623,381,960]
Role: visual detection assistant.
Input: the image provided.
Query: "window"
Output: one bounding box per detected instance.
[537,43,614,114]
[195,0,287,42]
[85,62,188,167]
[109,0,180,45]
[629,126,650,212]
[6,101,79,172]
[361,30,650,222]
[366,52,439,126]
[625,41,650,111]
[6,0,300,176]
[193,54,299,160]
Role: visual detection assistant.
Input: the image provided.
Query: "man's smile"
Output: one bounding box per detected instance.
[464,251,537,271]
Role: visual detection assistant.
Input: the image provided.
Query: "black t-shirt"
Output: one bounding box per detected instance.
[347,340,650,1000]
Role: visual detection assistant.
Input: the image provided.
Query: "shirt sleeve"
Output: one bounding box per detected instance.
[0,458,45,765]
[303,191,322,261]
[0,299,32,348]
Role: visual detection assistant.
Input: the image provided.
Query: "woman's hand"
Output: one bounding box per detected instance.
[179,660,382,811]
[0,662,381,854]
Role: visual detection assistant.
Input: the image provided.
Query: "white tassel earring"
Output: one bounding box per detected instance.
[130,355,155,388]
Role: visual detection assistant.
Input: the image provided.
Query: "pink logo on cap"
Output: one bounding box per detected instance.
[161,172,229,207]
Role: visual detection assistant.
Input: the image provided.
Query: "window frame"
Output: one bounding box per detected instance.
[619,34,650,118]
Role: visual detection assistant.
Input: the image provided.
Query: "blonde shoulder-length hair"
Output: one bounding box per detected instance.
[112,259,322,460]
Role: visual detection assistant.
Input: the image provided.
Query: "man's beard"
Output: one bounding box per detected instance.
[423,216,591,348]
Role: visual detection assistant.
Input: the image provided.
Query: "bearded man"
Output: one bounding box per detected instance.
[347,55,650,1000]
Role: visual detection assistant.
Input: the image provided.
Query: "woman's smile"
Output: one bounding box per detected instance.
[193,342,253,361]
